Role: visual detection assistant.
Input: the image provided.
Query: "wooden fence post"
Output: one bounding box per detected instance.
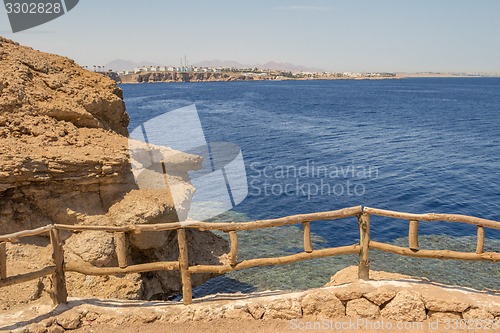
[229,231,238,266]
[177,228,192,305]
[50,227,67,305]
[358,213,370,280]
[303,221,313,253]
[476,226,485,254]
[0,242,6,280]
[409,220,419,250]
[115,232,128,268]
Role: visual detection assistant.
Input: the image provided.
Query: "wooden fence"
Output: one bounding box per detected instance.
[0,206,499,305]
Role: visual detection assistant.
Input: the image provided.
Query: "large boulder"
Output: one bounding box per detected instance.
[65,231,116,267]
[421,290,470,313]
[346,298,380,319]
[263,297,303,320]
[380,290,427,322]
[363,286,397,306]
[301,289,345,319]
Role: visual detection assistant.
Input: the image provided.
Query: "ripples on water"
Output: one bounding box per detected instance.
[121,78,500,293]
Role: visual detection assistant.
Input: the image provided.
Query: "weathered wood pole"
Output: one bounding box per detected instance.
[0,267,55,288]
[0,242,6,280]
[229,231,238,266]
[476,226,485,254]
[115,232,128,268]
[177,228,192,305]
[409,220,419,250]
[50,228,67,305]
[303,221,313,253]
[358,213,370,280]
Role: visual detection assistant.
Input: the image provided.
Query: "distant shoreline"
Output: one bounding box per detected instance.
[107,71,500,84]
[395,73,500,78]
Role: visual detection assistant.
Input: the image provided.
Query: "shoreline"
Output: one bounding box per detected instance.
[2,266,499,333]
[114,73,500,84]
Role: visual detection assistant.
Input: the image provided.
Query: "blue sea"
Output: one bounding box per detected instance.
[121,78,500,294]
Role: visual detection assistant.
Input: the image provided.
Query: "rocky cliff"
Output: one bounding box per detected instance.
[0,36,228,302]
[120,71,271,83]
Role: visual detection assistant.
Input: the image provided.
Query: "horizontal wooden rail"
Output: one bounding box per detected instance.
[65,261,180,276]
[370,241,500,262]
[0,225,52,243]
[54,206,363,233]
[0,266,55,288]
[54,224,131,233]
[189,245,361,274]
[364,207,500,230]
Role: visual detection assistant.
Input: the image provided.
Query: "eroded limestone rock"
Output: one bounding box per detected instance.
[0,36,228,301]
[380,290,427,322]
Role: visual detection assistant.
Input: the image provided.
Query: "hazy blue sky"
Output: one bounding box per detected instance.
[1,0,499,72]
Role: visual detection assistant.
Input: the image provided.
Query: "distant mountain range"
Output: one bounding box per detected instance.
[104,59,324,73]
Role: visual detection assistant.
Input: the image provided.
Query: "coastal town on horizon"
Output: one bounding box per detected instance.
[86,59,500,83]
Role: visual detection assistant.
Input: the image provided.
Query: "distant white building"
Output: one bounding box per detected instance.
[343,72,362,78]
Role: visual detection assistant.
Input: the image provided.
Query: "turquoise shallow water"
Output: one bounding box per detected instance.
[189,211,500,297]
[121,78,500,295]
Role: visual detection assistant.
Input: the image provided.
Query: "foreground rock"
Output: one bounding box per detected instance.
[2,267,499,333]
[380,290,427,321]
[0,36,228,302]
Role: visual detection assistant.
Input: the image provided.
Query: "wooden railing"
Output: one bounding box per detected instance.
[0,206,499,305]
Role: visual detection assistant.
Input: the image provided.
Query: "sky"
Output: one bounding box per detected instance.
[1,0,500,72]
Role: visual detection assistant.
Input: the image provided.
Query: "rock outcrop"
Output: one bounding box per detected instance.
[0,36,132,232]
[119,71,270,84]
[0,36,228,301]
[3,267,499,332]
[380,290,427,321]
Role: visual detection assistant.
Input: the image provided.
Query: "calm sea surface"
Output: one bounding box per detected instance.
[121,78,500,295]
